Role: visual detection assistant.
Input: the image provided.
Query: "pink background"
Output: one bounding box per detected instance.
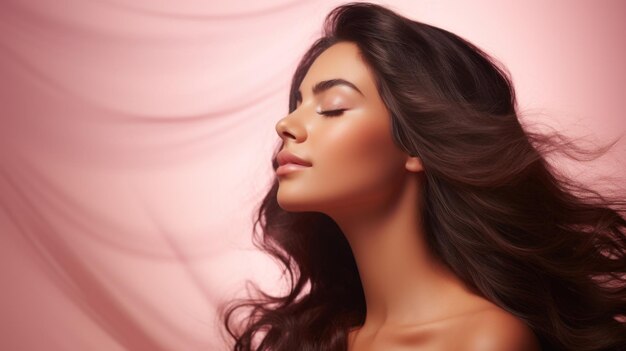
[0,0,624,350]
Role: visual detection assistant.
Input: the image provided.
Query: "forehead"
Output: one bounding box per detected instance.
[299,41,377,98]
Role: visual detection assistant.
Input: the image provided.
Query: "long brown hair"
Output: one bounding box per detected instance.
[218,2,626,350]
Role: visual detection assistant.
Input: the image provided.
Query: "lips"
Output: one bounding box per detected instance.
[275,150,312,177]
[276,149,312,167]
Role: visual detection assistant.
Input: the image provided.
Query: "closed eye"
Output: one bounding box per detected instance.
[317,109,346,117]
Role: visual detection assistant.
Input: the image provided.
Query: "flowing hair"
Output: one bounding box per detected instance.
[218,2,626,350]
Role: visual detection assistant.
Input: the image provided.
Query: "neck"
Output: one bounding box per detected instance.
[327,173,476,330]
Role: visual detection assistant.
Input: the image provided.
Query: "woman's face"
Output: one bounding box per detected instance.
[274,41,416,217]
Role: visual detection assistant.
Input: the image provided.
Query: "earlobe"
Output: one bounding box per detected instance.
[405,155,423,173]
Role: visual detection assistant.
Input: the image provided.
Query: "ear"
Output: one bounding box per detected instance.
[405,155,423,173]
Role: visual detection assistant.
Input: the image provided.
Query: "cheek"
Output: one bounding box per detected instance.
[275,115,406,213]
[312,118,402,195]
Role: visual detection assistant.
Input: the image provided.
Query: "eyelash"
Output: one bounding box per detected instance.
[317,109,346,117]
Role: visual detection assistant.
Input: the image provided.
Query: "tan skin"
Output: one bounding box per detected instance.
[274,41,541,351]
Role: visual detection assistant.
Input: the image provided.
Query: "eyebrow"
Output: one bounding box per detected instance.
[296,78,364,102]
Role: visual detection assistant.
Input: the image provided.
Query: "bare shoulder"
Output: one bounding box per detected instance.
[358,307,541,351]
[353,303,541,351]
[458,307,541,351]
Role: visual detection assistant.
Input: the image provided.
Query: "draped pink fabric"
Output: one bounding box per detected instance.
[0,1,624,350]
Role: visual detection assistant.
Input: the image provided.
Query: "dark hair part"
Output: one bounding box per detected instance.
[218,2,626,350]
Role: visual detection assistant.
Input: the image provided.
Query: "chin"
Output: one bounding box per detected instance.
[276,196,312,213]
[277,192,330,213]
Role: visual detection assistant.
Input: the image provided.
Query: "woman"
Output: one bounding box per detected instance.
[219,2,626,350]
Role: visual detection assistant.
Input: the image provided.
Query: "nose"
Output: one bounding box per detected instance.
[275,114,305,142]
